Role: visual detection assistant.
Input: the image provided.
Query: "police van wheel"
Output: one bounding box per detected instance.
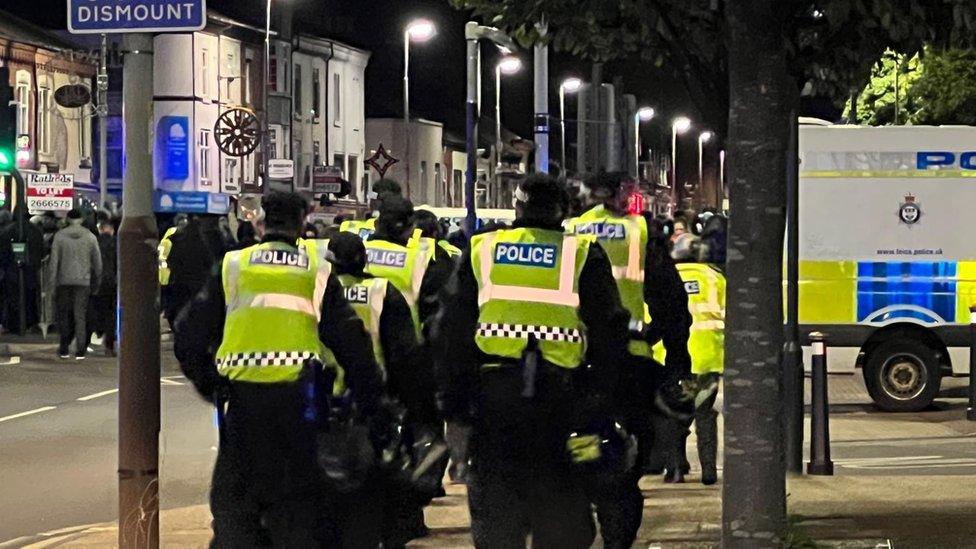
[863,340,941,413]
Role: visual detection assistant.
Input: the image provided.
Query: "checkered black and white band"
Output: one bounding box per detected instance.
[216,351,318,368]
[477,323,583,343]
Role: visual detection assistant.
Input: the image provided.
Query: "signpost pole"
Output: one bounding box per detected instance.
[98,34,109,207]
[117,33,159,549]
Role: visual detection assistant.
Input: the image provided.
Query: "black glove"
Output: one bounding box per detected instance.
[654,379,695,421]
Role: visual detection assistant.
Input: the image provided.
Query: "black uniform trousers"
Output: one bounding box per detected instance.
[467,365,594,549]
[210,381,330,548]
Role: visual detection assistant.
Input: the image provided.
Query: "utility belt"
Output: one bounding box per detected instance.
[479,336,579,400]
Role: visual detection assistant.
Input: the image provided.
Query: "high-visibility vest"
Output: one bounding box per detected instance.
[337,274,388,368]
[340,218,377,241]
[438,239,462,259]
[364,238,432,330]
[214,241,332,383]
[157,226,178,286]
[471,227,591,369]
[652,263,725,374]
[566,205,650,357]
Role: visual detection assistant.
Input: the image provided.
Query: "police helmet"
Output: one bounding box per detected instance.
[514,173,570,222]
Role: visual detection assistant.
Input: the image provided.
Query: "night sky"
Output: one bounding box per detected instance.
[8,0,840,159]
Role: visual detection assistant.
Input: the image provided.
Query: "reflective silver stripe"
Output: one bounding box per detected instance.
[368,278,386,332]
[240,293,317,316]
[223,250,243,306]
[478,234,581,307]
[216,351,318,368]
[692,320,725,331]
[477,322,583,343]
[612,265,645,280]
[628,319,644,332]
[311,247,332,322]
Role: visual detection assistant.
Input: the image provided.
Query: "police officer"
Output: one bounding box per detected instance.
[365,197,454,334]
[413,208,462,259]
[672,230,726,486]
[340,178,403,240]
[433,174,630,548]
[174,191,384,547]
[566,172,692,545]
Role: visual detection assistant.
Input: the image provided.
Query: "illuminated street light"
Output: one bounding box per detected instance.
[496,56,523,180]
[403,18,438,197]
[670,116,693,211]
[497,56,522,75]
[637,106,656,121]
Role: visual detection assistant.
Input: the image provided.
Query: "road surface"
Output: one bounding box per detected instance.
[0,341,215,542]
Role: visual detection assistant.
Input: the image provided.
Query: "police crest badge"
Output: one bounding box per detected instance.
[898,193,921,226]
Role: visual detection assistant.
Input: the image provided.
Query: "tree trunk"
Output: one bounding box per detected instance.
[721,1,790,546]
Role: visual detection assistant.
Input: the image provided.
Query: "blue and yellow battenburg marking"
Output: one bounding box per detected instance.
[798,260,976,326]
[494,243,557,268]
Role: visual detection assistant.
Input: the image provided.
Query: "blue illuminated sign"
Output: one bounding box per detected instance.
[154,191,230,214]
[158,116,190,180]
[68,0,206,34]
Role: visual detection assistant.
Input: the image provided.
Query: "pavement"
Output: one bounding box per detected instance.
[1,335,975,548]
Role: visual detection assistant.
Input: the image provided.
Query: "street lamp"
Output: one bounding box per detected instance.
[558,77,582,177]
[634,106,655,177]
[494,56,521,206]
[465,22,517,236]
[698,130,713,194]
[403,18,437,199]
[671,116,691,211]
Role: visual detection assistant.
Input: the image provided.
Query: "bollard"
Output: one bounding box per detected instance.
[807,332,834,475]
[968,306,976,421]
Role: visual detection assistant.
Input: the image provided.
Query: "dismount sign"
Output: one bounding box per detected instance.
[68,0,206,34]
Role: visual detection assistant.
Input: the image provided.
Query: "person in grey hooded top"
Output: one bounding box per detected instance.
[49,209,102,359]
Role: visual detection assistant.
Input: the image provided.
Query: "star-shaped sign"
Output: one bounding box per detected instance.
[365,143,399,178]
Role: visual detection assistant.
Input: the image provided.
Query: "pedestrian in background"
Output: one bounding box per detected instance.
[90,218,118,356]
[162,215,215,327]
[49,208,102,360]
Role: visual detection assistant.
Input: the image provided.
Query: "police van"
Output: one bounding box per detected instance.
[799,122,976,411]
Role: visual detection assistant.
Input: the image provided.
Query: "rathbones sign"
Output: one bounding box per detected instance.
[917,151,976,170]
[68,0,206,34]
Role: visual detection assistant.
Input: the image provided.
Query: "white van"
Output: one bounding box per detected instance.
[799,123,976,411]
[414,206,516,234]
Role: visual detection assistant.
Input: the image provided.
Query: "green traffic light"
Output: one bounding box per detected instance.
[0,150,11,169]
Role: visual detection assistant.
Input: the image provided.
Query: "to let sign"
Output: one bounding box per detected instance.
[68,0,206,34]
[26,172,74,213]
[312,166,344,194]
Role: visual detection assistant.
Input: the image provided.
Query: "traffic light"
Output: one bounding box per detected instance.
[0,66,15,171]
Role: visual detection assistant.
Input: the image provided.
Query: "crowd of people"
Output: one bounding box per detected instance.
[170,172,727,548]
[0,206,118,359]
[3,172,727,548]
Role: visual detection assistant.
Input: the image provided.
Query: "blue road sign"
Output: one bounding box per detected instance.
[68,0,207,34]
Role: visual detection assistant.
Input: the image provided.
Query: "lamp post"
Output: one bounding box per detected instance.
[698,130,713,204]
[263,0,272,192]
[558,77,582,177]
[495,56,522,199]
[671,116,691,212]
[403,18,436,200]
[635,106,655,178]
[464,22,517,237]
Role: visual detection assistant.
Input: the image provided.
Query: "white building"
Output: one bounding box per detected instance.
[152,24,262,208]
[292,36,369,201]
[1,10,96,196]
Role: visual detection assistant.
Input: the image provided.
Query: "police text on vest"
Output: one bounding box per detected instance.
[344,285,369,304]
[575,222,626,240]
[494,243,557,268]
[250,249,310,268]
[367,249,407,267]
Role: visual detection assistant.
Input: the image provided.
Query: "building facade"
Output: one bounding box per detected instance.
[292,36,368,201]
[1,10,97,205]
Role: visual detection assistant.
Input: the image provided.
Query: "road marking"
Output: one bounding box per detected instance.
[76,389,119,401]
[160,378,184,386]
[835,455,976,469]
[0,356,21,366]
[0,406,57,423]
